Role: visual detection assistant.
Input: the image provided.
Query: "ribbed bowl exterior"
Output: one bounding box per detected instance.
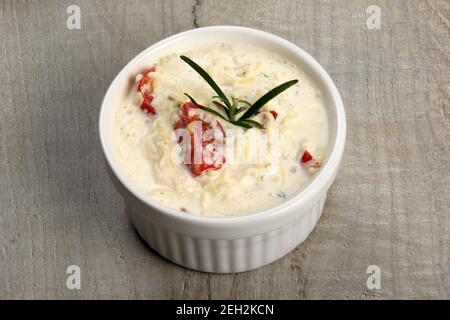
[124,188,327,273]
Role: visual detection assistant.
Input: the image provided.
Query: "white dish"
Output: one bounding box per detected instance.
[99,26,346,273]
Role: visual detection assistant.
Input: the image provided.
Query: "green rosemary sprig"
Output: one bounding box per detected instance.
[180,55,298,129]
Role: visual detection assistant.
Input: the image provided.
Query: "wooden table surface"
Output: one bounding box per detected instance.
[0,0,448,299]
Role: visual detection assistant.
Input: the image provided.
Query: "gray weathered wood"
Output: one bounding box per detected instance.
[0,0,448,299]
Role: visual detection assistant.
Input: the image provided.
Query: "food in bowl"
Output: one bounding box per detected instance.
[113,42,329,216]
[101,26,346,273]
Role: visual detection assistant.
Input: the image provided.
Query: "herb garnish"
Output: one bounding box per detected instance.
[180,55,298,129]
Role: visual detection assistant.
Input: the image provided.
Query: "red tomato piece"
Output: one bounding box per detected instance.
[254,110,278,119]
[300,150,313,163]
[173,102,198,130]
[270,110,278,119]
[188,162,222,177]
[175,102,225,176]
[140,92,156,115]
[137,66,156,115]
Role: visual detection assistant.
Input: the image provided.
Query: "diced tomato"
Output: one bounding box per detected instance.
[300,150,313,163]
[140,92,156,114]
[173,102,198,130]
[137,66,156,93]
[137,66,156,115]
[175,102,225,177]
[300,150,321,168]
[255,110,278,119]
[188,162,222,177]
[270,110,278,119]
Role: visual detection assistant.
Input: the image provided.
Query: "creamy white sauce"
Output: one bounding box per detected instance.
[113,42,329,216]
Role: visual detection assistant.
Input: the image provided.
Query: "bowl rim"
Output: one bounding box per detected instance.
[99,25,346,227]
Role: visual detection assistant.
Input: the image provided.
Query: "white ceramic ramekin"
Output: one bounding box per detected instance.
[99,26,346,273]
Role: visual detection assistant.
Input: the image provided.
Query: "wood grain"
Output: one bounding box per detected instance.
[0,0,448,299]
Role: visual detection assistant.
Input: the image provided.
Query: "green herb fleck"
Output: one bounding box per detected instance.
[180,55,298,129]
